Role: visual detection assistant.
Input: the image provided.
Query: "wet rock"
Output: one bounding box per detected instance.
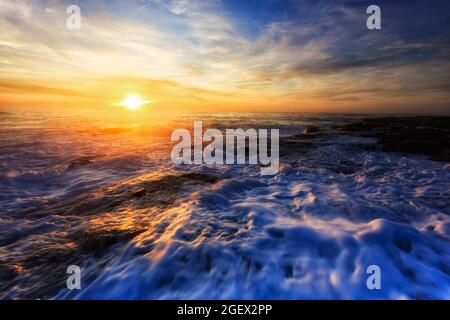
[340,121,378,132]
[67,156,95,170]
[279,138,316,160]
[23,245,78,266]
[30,172,222,217]
[17,244,80,299]
[132,188,147,198]
[74,225,146,255]
[340,117,450,162]
[0,263,20,282]
[327,160,361,175]
[303,126,320,134]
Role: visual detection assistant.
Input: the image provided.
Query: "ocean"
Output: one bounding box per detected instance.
[0,110,449,299]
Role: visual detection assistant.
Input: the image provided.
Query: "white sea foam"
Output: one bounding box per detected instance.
[1,111,449,299]
[63,153,450,299]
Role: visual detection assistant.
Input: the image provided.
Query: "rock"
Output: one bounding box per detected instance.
[0,263,20,282]
[74,225,146,255]
[67,156,95,170]
[339,117,450,162]
[132,188,147,198]
[303,126,320,134]
[18,244,80,299]
[30,172,222,218]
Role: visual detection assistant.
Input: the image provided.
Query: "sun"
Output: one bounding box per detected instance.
[119,94,150,111]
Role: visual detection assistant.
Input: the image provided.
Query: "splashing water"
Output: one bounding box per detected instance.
[0,110,449,299]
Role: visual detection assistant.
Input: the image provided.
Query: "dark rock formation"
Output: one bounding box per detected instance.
[340,117,450,162]
[73,224,147,255]
[303,126,320,134]
[30,172,222,218]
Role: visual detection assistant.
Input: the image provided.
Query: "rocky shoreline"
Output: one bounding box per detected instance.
[339,116,450,162]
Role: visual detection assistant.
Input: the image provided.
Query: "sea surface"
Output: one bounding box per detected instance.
[0,110,449,299]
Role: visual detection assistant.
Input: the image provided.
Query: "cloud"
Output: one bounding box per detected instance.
[169,0,189,15]
[0,0,449,112]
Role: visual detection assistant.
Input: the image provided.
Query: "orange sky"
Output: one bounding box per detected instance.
[1,1,449,114]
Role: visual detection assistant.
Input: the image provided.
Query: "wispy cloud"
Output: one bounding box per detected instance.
[0,0,449,112]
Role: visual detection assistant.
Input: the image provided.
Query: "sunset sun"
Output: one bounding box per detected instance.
[120,94,150,111]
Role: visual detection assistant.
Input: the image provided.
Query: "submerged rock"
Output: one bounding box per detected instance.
[30,172,222,218]
[73,224,147,255]
[67,156,95,170]
[303,126,320,134]
[15,244,80,299]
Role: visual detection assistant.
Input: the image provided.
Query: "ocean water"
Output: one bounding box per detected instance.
[0,110,449,299]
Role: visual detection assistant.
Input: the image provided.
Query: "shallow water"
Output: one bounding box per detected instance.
[0,110,449,299]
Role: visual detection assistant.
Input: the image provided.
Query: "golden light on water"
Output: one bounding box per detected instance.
[119,94,151,111]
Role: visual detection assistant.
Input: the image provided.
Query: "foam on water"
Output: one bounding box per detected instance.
[1,111,449,299]
[60,155,450,300]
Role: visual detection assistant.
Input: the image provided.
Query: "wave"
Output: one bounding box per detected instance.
[0,112,449,299]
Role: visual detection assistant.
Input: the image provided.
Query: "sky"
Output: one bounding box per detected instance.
[0,0,449,113]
